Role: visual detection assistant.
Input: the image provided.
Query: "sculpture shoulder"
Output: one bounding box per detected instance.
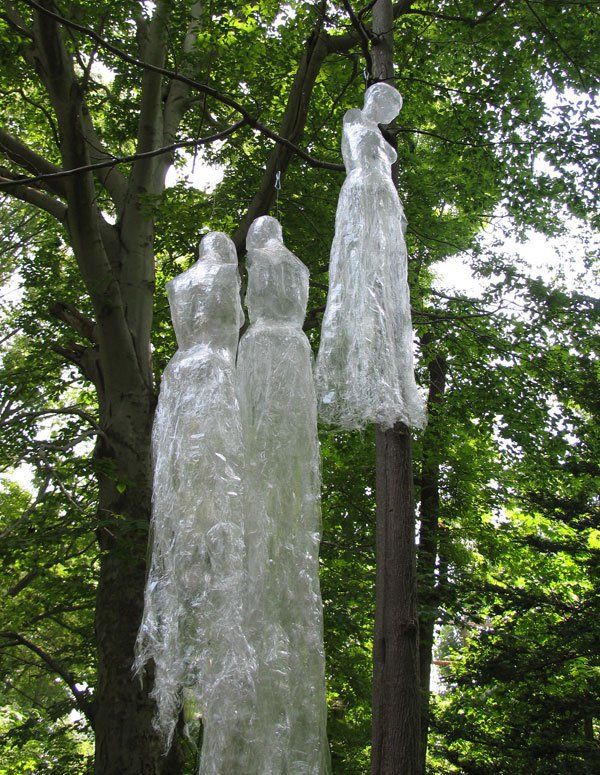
[167,261,220,292]
[343,108,363,126]
[283,246,309,280]
[250,244,308,280]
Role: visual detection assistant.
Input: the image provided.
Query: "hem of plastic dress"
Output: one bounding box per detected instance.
[317,405,427,432]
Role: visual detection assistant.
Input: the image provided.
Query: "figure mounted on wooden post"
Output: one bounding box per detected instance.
[315,82,426,431]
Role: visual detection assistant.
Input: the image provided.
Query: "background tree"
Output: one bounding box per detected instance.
[0,1,597,773]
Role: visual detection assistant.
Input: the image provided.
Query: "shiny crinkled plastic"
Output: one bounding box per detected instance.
[236,216,331,773]
[315,83,426,431]
[134,232,256,771]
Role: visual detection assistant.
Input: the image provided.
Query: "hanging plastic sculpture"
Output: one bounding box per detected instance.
[315,82,426,430]
[134,232,256,773]
[236,216,330,774]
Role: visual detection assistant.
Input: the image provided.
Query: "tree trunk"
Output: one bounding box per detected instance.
[371,2,422,773]
[91,321,182,775]
[373,426,421,774]
[417,354,447,773]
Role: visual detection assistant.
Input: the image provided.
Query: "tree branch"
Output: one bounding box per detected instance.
[0,122,245,190]
[0,24,126,207]
[31,1,144,394]
[1,0,30,37]
[232,5,337,250]
[126,0,171,197]
[0,127,66,196]
[161,0,204,163]
[329,0,506,52]
[0,631,95,726]
[79,110,128,210]
[2,405,102,434]
[0,471,51,541]
[0,167,67,222]
[50,342,102,388]
[397,0,507,28]
[341,0,375,75]
[523,0,587,87]
[19,0,343,172]
[49,301,97,342]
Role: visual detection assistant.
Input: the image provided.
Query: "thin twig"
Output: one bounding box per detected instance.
[0,122,245,189]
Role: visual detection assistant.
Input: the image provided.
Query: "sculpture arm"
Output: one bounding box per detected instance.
[340,109,363,170]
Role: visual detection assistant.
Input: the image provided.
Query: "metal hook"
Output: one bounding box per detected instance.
[274,170,282,190]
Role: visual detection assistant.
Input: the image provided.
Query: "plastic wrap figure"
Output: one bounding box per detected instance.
[315,82,426,430]
[236,216,330,774]
[134,232,255,773]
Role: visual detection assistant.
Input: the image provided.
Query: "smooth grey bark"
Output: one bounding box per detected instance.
[13,2,198,772]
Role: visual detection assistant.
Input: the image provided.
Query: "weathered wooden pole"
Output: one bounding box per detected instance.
[370,1,422,773]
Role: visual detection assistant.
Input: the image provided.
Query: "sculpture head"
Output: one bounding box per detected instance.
[198,231,237,264]
[363,82,402,124]
[244,215,308,325]
[167,229,242,351]
[246,215,283,251]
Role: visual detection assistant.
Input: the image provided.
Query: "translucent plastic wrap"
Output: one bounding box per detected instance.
[236,216,330,774]
[134,232,256,772]
[315,83,426,430]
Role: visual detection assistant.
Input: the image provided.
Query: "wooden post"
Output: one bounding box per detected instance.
[370,1,422,772]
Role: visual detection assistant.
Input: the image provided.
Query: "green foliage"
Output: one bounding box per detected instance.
[0,0,598,771]
[320,428,376,773]
[420,262,600,772]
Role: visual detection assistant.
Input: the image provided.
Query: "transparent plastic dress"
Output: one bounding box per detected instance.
[236,217,330,774]
[134,233,256,773]
[315,83,426,430]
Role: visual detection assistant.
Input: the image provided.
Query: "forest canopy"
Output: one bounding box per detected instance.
[0,1,598,773]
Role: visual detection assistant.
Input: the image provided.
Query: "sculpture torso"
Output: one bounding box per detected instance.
[136,235,252,764]
[245,239,309,329]
[341,109,397,177]
[167,260,243,358]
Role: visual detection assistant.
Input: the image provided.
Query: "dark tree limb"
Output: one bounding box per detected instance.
[0,167,67,222]
[50,342,102,388]
[1,0,30,36]
[232,3,338,250]
[0,471,51,541]
[0,123,246,190]
[0,126,66,196]
[523,0,587,86]
[2,405,102,434]
[0,630,96,726]
[398,0,506,27]
[49,300,98,342]
[341,0,375,76]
